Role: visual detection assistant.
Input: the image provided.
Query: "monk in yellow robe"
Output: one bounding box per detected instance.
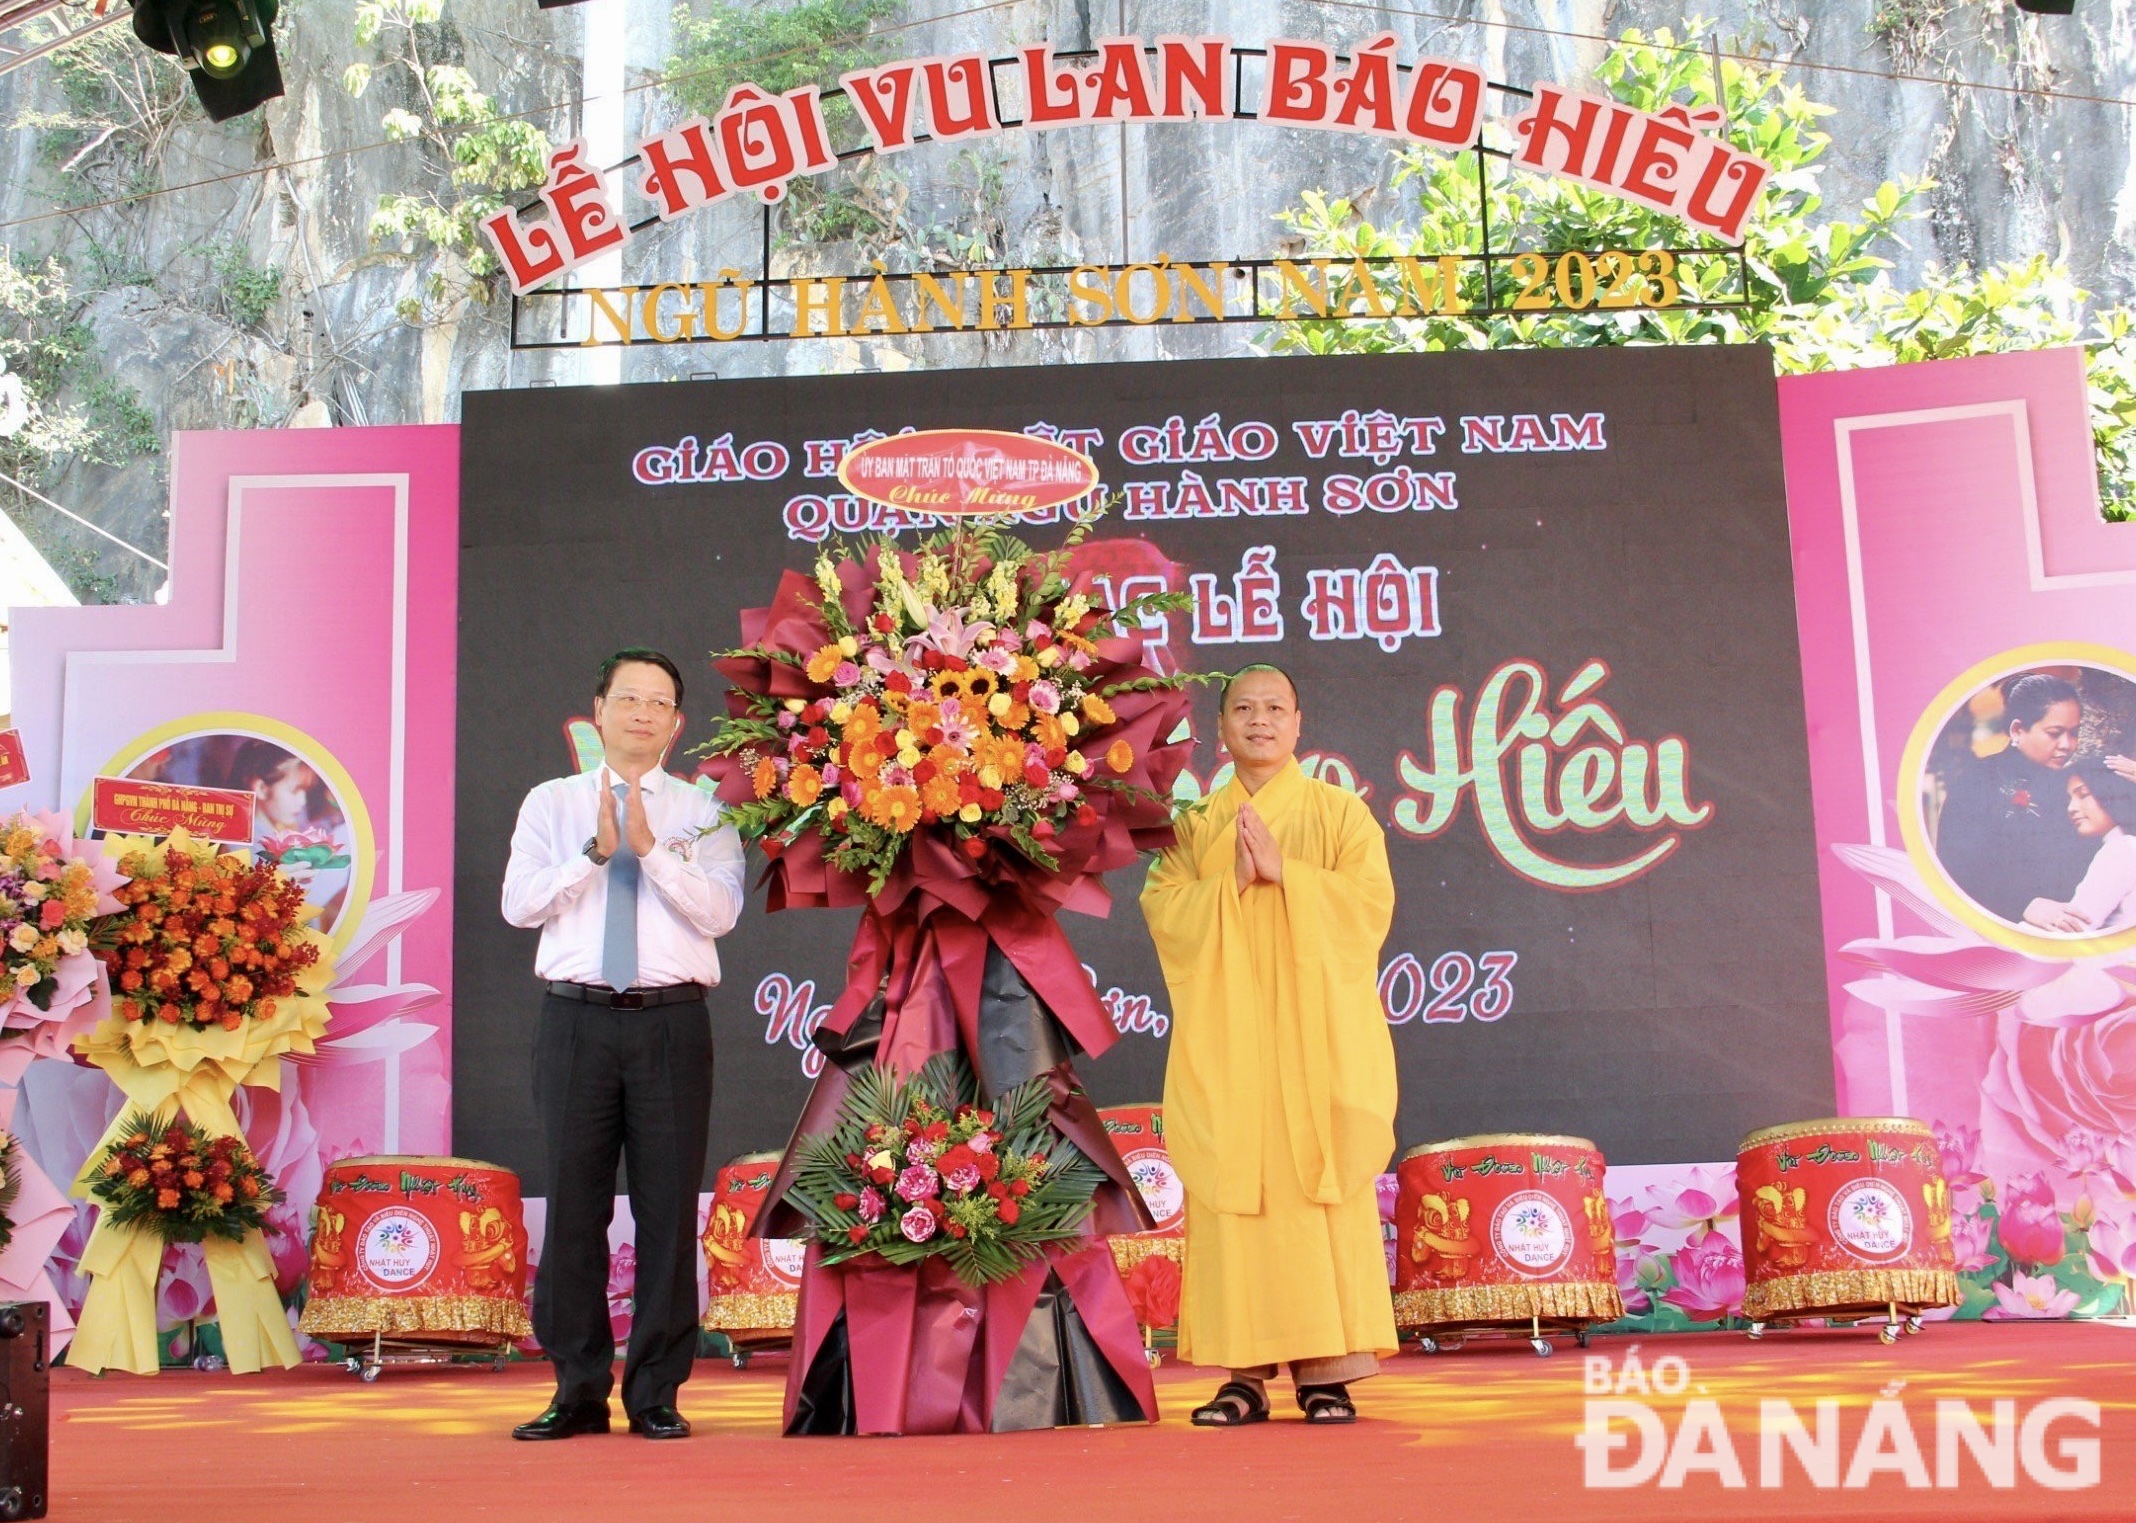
[1142,665,1399,1426]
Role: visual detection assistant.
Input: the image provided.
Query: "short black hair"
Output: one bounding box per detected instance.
[2003,672,2079,731]
[1221,663,1298,707]
[2070,756,2136,832]
[597,648,683,705]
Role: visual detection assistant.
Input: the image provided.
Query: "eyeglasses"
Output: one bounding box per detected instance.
[605,694,677,715]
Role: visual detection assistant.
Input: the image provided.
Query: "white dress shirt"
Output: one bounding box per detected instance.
[2070,827,2136,933]
[502,765,746,988]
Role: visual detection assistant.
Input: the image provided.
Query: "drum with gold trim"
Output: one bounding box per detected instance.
[1392,1133,1622,1332]
[701,1151,803,1340]
[1736,1118,1959,1326]
[298,1156,533,1345]
[1098,1104,1184,1335]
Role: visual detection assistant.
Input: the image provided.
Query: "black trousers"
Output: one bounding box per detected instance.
[531,992,713,1415]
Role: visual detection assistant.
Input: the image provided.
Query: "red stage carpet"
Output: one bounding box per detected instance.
[49,1322,2136,1521]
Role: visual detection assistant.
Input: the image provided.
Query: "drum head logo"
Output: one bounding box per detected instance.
[1830,1178,1913,1260]
[358,1208,440,1289]
[1490,1190,1575,1277]
[763,1237,806,1288]
[1125,1148,1185,1232]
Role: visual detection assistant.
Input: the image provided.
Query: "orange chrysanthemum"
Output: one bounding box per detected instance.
[1107,740,1135,773]
[1081,693,1117,726]
[805,644,843,684]
[920,773,963,818]
[752,756,778,799]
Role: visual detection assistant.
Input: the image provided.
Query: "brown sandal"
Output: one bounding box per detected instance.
[1297,1383,1357,1424]
[1191,1381,1270,1427]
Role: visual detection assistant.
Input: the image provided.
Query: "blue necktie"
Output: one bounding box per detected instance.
[601,782,640,992]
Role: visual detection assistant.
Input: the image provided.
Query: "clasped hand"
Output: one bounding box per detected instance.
[1233,803,1284,890]
[597,774,657,860]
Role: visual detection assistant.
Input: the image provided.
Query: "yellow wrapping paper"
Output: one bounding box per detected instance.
[68,831,334,1376]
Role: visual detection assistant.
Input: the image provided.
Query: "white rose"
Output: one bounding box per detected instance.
[7,924,38,953]
[12,964,35,986]
[20,882,44,902]
[57,929,87,957]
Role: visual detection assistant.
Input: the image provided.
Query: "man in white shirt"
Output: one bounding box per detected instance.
[502,648,745,1442]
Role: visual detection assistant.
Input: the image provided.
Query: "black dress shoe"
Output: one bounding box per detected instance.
[512,1400,612,1440]
[627,1405,691,1439]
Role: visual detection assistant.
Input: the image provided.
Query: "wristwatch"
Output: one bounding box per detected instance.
[583,837,612,866]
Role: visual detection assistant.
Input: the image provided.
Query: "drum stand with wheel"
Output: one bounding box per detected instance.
[1413,1311,1605,1358]
[340,1330,515,1381]
[1745,1300,1930,1345]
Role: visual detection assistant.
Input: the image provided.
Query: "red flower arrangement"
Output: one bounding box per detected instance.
[94,831,322,1032]
[87,1113,281,1244]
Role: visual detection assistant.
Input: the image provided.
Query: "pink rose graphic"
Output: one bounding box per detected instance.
[605,1242,637,1344]
[856,1186,886,1223]
[1662,1234,1745,1321]
[944,1164,981,1193]
[1996,1174,2067,1268]
[1986,1271,2079,1320]
[895,1164,940,1203]
[899,1205,938,1244]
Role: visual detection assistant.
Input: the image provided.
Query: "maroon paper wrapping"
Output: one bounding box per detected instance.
[711,542,1185,1436]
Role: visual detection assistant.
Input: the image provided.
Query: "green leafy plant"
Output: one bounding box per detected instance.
[340,0,551,307]
[784,1052,1104,1285]
[665,0,904,251]
[1268,21,2134,522]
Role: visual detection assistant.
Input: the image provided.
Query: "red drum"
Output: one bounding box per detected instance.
[1392,1134,1622,1329]
[1098,1104,1184,1333]
[1736,1118,1959,1322]
[701,1151,803,1337]
[298,1156,533,1344]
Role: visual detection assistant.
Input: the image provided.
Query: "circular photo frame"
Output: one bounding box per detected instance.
[1900,643,2136,960]
[78,713,374,947]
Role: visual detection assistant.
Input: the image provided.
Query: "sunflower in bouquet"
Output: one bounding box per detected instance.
[701,517,1198,892]
[94,829,323,1032]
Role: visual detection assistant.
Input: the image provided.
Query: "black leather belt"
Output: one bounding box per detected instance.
[546,981,705,1011]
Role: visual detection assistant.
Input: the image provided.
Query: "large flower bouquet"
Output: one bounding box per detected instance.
[701,520,1199,902]
[1,814,106,1006]
[86,1113,281,1244]
[0,812,126,1079]
[786,1054,1104,1285]
[95,829,323,1032]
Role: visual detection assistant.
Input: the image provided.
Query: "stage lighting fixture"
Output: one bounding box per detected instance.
[130,0,283,121]
[2013,0,2074,12]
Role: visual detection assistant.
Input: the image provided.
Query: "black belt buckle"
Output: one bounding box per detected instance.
[609,990,647,1010]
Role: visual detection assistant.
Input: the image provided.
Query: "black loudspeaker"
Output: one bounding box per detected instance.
[0,1303,49,1520]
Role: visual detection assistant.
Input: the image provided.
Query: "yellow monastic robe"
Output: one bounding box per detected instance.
[1142,758,1399,1370]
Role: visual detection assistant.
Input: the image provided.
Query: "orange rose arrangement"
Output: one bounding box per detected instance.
[95,834,322,1032]
[86,1113,281,1244]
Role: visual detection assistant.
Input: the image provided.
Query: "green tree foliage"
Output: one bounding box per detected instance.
[1269,24,2134,521]
[341,0,551,309]
[0,252,159,485]
[665,0,904,249]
